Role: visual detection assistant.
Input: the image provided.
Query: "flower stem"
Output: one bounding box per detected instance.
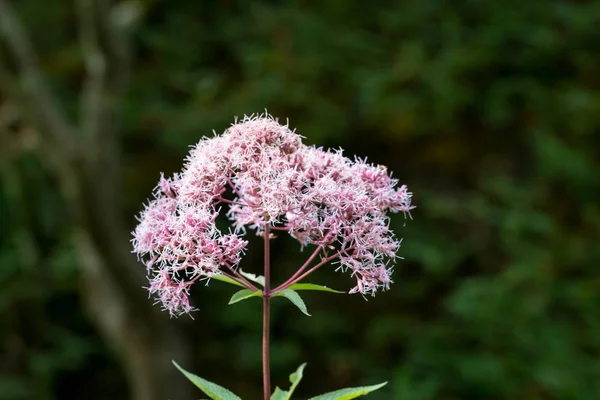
[274,245,324,291]
[275,253,340,292]
[223,261,259,292]
[262,224,271,400]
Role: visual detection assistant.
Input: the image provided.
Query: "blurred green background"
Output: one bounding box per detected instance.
[1,0,599,399]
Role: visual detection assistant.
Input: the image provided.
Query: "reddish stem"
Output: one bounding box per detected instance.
[275,245,324,291]
[275,253,340,292]
[223,262,259,292]
[228,177,256,207]
[215,270,238,282]
[262,224,272,400]
[269,225,290,231]
[215,196,246,206]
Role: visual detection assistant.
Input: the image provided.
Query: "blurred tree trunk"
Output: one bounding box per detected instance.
[0,1,193,399]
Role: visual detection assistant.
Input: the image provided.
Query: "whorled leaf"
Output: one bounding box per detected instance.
[210,274,246,288]
[307,382,387,400]
[275,289,311,316]
[286,362,307,397]
[239,269,266,287]
[172,361,242,400]
[270,362,307,400]
[270,387,288,400]
[228,289,262,305]
[286,283,344,293]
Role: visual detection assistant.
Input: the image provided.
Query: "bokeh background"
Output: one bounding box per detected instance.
[1,0,599,399]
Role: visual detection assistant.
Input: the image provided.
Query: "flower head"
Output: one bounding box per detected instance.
[132,114,414,315]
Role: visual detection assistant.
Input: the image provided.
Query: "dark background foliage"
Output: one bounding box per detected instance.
[1,0,599,399]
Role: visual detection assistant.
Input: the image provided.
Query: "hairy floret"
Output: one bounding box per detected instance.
[132,114,414,315]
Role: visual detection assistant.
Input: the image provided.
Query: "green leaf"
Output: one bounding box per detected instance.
[210,274,245,288]
[276,289,311,316]
[287,283,344,294]
[228,289,262,305]
[270,362,307,400]
[270,387,288,400]
[172,361,242,400]
[239,269,265,287]
[307,382,387,400]
[286,362,307,397]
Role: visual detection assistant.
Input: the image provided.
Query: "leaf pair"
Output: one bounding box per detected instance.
[228,283,343,316]
[228,288,311,316]
[210,270,265,288]
[221,269,343,316]
[270,363,387,399]
[173,361,387,400]
[273,282,344,316]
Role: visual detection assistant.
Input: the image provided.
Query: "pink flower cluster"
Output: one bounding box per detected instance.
[132,114,413,316]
